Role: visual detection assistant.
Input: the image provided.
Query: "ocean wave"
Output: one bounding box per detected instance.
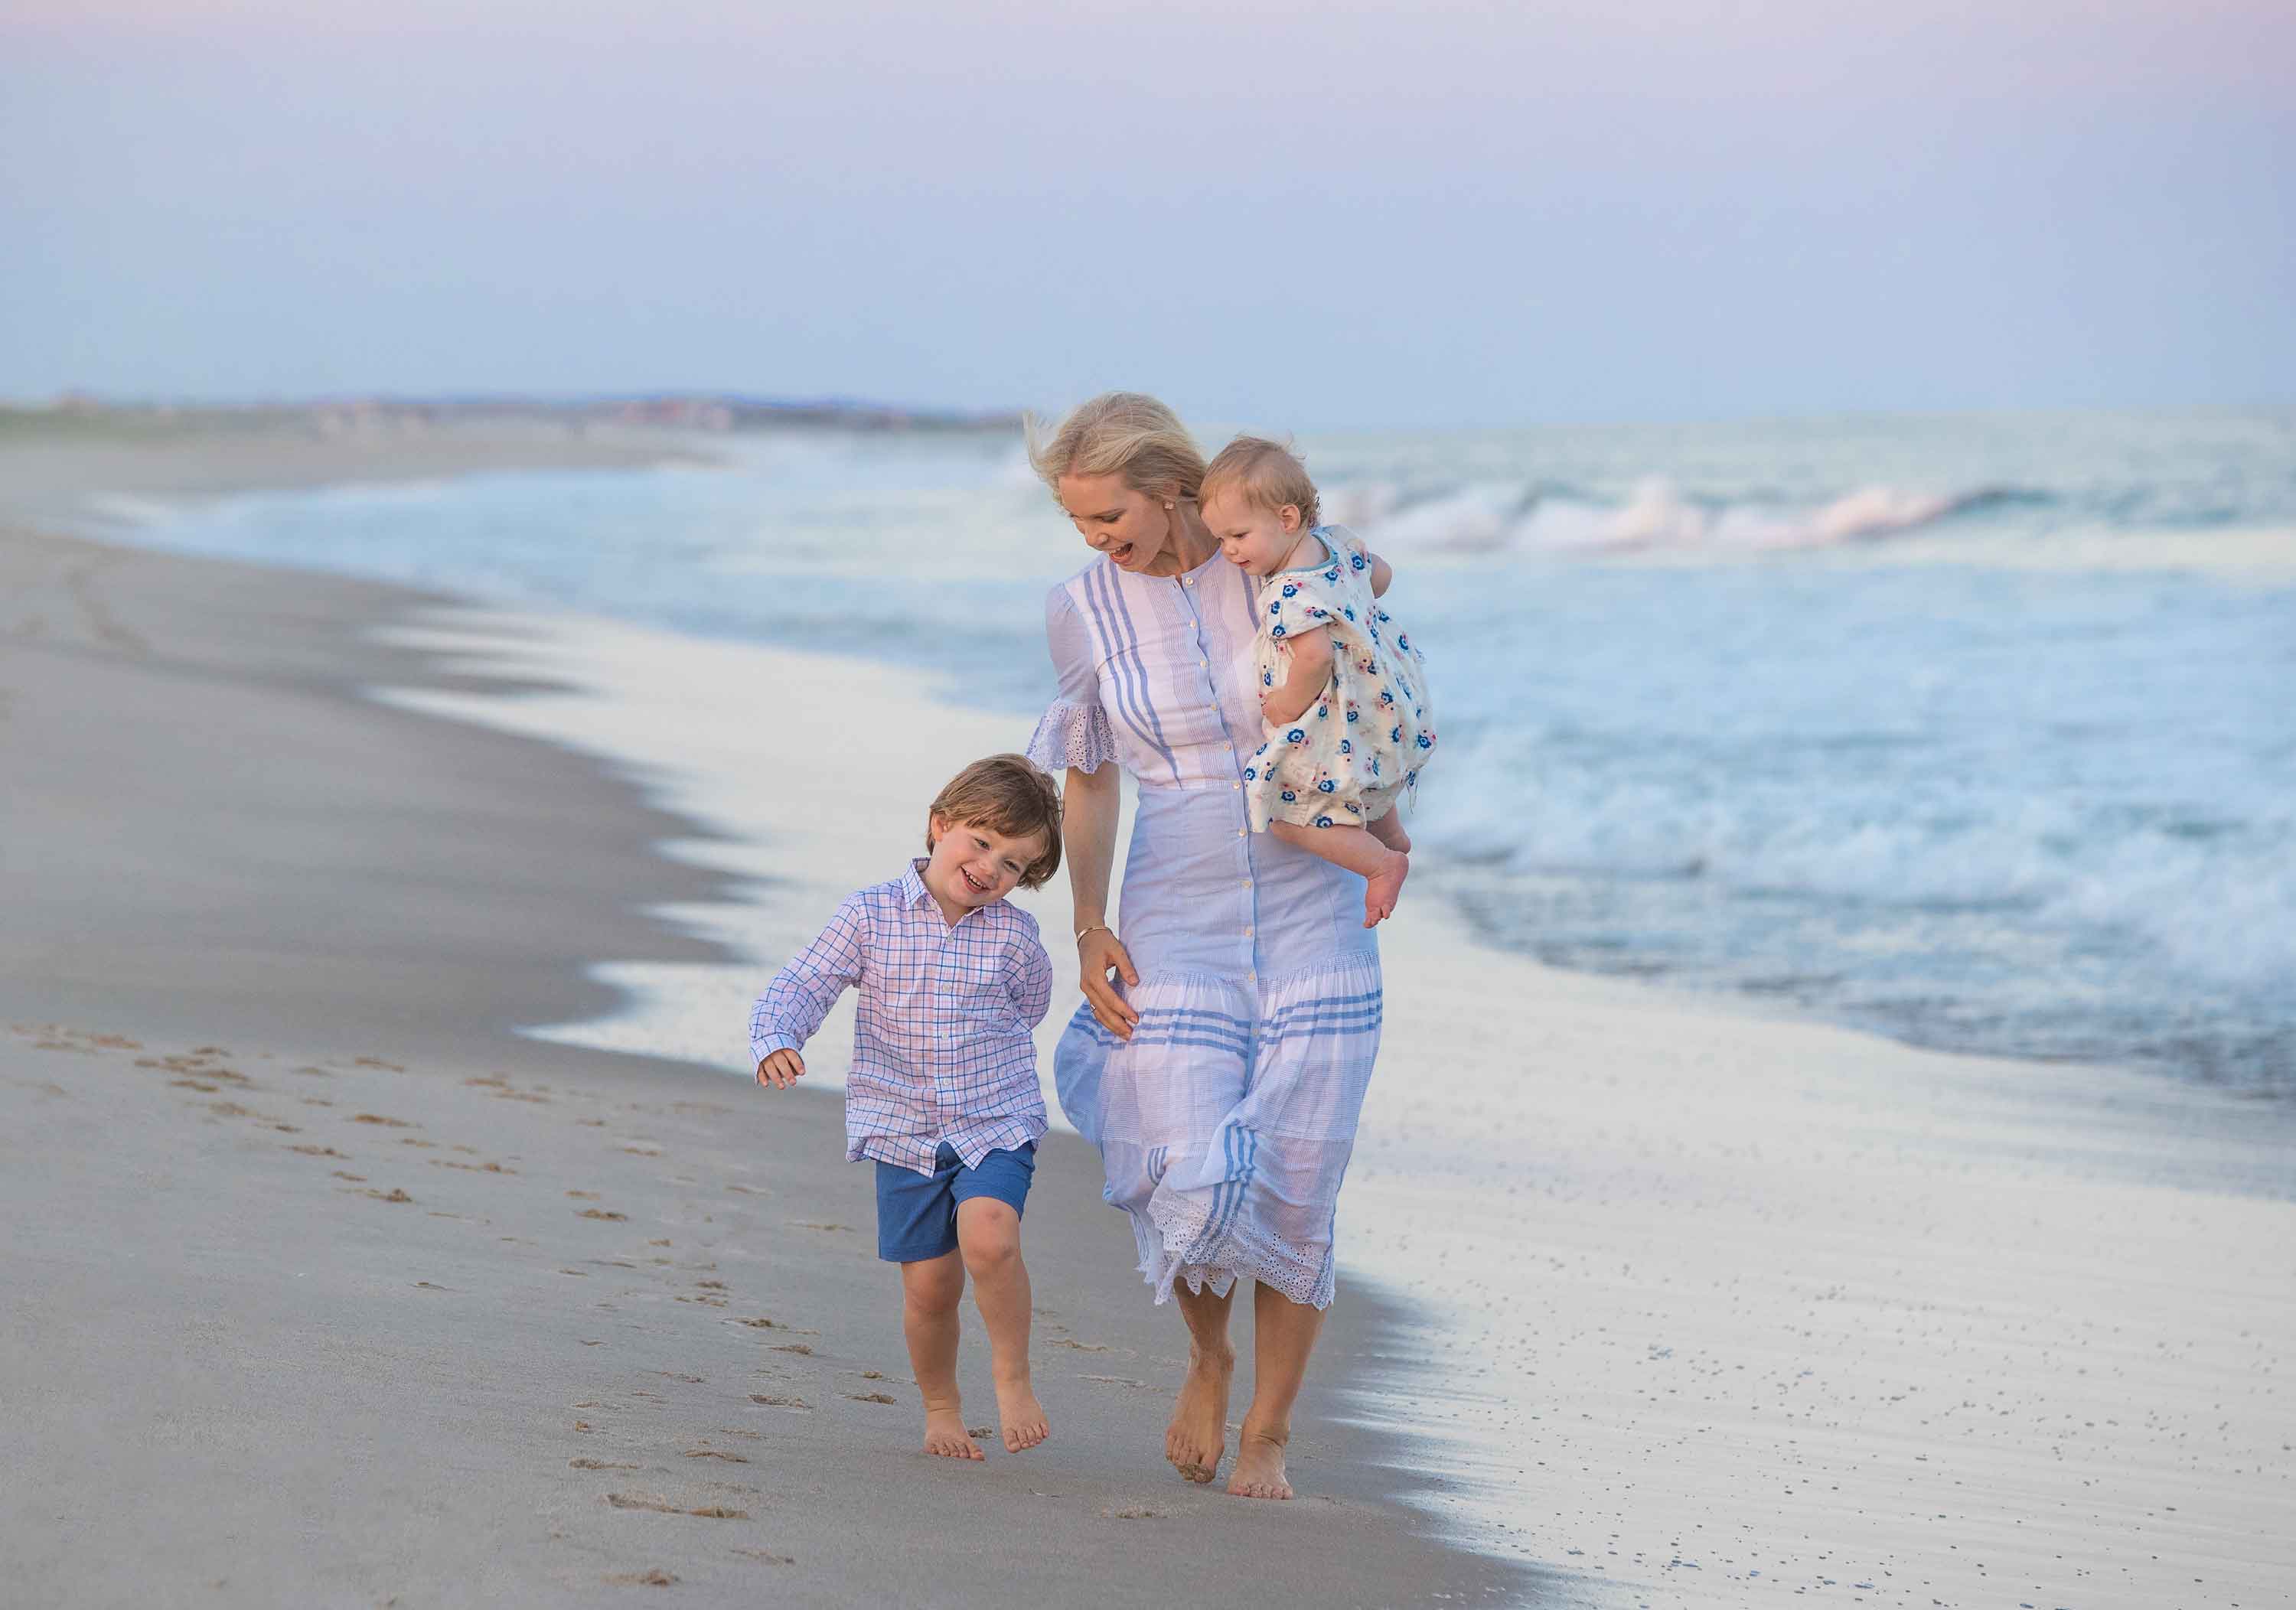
[1330,477,2054,556]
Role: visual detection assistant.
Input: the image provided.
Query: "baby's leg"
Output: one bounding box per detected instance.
[899,1253,980,1460]
[1368,808,1411,856]
[1267,820,1410,927]
[956,1198,1049,1452]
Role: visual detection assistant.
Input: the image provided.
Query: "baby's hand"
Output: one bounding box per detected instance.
[755,1049,806,1090]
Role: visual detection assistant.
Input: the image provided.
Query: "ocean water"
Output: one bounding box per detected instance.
[98,409,2296,1094]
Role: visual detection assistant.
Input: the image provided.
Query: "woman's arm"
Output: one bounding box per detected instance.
[1260,627,1335,725]
[1063,763,1140,1039]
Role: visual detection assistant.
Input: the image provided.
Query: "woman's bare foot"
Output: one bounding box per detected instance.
[922,1405,984,1461]
[1362,847,1409,927]
[995,1376,1049,1452]
[1227,1425,1294,1500]
[1164,1344,1234,1482]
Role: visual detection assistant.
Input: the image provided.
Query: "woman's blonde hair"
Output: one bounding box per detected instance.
[1025,392,1206,507]
[1200,435,1321,529]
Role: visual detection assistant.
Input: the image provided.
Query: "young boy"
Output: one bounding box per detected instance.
[748,754,1063,1460]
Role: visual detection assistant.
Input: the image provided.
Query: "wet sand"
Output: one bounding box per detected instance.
[0,432,1542,1607]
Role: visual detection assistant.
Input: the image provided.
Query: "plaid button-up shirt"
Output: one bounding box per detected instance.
[748,860,1053,1175]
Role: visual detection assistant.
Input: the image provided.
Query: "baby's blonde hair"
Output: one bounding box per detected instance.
[1026,392,1206,507]
[1200,435,1321,529]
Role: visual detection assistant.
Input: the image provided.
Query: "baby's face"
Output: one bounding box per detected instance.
[925,814,1044,911]
[1205,490,1305,577]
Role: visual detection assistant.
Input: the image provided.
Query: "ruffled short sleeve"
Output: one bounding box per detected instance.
[1027,585,1118,775]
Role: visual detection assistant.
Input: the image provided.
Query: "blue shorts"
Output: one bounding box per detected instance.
[874,1142,1036,1263]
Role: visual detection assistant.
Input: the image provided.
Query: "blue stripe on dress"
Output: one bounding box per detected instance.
[1085,562,1181,785]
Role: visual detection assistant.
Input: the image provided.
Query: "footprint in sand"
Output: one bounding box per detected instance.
[344,1187,414,1204]
[770,1344,812,1356]
[570,1458,642,1471]
[605,1494,748,1520]
[1104,1506,1167,1520]
[331,1171,368,1182]
[603,1570,677,1587]
[351,1057,404,1071]
[1052,1338,1111,1352]
[289,1144,350,1159]
[748,1395,810,1410]
[846,1393,897,1405]
[681,1449,749,1463]
[729,1549,794,1566]
[579,1209,630,1222]
[351,1113,416,1128]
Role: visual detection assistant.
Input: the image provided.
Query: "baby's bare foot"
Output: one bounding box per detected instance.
[1226,1426,1294,1500]
[1363,848,1409,927]
[994,1377,1049,1452]
[922,1406,984,1462]
[1164,1345,1233,1482]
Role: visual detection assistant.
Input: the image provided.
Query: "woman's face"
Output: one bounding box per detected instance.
[1057,471,1175,575]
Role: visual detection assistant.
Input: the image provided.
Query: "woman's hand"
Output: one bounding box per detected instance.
[1078,927,1141,1040]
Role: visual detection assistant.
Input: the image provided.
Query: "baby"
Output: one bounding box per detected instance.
[1201,437,1436,926]
[748,754,1064,1459]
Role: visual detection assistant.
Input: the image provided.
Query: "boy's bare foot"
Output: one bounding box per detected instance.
[1362,848,1408,927]
[995,1376,1049,1451]
[1227,1425,1294,1500]
[922,1406,984,1461]
[1164,1344,1233,1482]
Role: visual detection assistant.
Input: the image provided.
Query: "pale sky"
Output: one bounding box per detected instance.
[4,0,2291,427]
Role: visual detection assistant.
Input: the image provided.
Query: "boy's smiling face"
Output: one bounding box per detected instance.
[922,815,1045,924]
[1205,489,1306,577]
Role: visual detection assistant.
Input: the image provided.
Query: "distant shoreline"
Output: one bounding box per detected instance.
[2,392,1024,440]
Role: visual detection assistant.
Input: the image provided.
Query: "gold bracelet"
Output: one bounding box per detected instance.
[1075,922,1113,944]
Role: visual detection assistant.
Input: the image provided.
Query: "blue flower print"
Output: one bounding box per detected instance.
[1286,727,1306,745]
[1243,764,1258,781]
[1389,725,1402,743]
[1323,566,1341,583]
[1262,670,1274,687]
[1397,633,1411,652]
[1378,688,1394,707]
[1338,738,1353,755]
[1315,702,1329,719]
[1416,732,1433,749]
[1345,707,1360,723]
[1404,769,1419,787]
[1343,800,1362,815]
[1281,582,1299,598]
[1342,606,1355,621]
[1281,787,1298,802]
[1305,606,1326,619]
[1270,623,1287,639]
[1314,814,1335,827]
[1317,778,1336,794]
[1370,758,1382,777]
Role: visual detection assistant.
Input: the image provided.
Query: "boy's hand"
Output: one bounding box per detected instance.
[755,1049,806,1089]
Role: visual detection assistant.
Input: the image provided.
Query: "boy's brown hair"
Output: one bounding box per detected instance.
[925,754,1064,889]
[1199,435,1321,529]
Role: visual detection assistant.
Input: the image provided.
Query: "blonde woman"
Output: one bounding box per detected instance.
[1026,393,1384,1501]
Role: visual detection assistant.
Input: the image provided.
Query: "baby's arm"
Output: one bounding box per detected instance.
[1261,625,1335,726]
[1368,550,1393,598]
[749,896,868,1087]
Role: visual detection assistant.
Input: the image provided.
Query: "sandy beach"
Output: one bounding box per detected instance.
[5,424,2292,1609]
[0,427,1542,1607]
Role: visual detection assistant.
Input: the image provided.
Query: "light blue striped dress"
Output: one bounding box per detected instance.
[1027,546,1381,1310]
